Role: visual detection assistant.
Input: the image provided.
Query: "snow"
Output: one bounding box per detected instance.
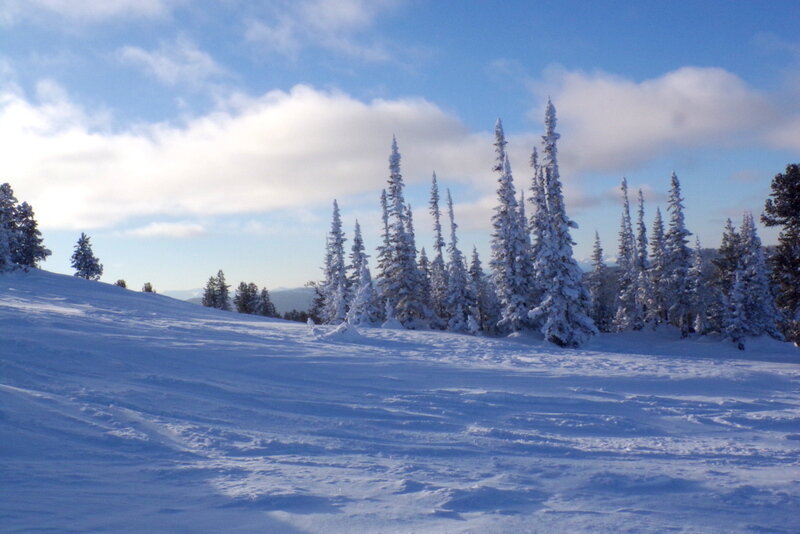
[2,269,799,533]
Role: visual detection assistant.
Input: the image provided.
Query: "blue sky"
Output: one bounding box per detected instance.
[1,0,799,292]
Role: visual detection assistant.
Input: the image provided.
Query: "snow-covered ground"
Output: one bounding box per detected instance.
[2,269,798,533]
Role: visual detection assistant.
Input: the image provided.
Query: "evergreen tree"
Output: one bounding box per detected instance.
[468,247,500,334]
[688,237,711,335]
[445,189,468,332]
[738,212,781,339]
[202,276,218,308]
[664,172,693,336]
[347,220,366,291]
[528,100,597,347]
[382,138,424,326]
[202,270,231,310]
[710,218,741,333]
[114,279,127,288]
[646,207,668,325]
[417,247,433,315]
[428,173,449,327]
[13,202,50,268]
[527,146,549,309]
[724,271,748,350]
[489,119,530,332]
[761,163,800,344]
[142,282,155,293]
[347,261,380,326]
[375,188,391,308]
[70,232,103,280]
[0,183,17,272]
[320,200,348,324]
[585,231,614,332]
[234,282,259,314]
[613,177,639,331]
[256,287,277,317]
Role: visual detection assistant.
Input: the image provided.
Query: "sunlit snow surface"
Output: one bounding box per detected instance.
[2,270,799,533]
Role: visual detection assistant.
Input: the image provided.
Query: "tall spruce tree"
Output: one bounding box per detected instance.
[383,138,424,326]
[761,163,800,344]
[347,260,380,326]
[256,287,277,317]
[467,247,500,334]
[710,218,741,333]
[348,220,366,291]
[688,237,711,335]
[0,183,17,272]
[738,212,781,339]
[586,231,614,332]
[646,207,668,325]
[528,100,597,347]
[528,146,548,310]
[489,119,530,332]
[428,173,449,327]
[320,200,348,324]
[71,233,103,280]
[613,177,639,331]
[445,189,469,332]
[234,282,260,314]
[664,172,693,336]
[13,202,50,268]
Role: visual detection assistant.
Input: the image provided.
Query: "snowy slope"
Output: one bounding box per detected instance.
[1,269,799,533]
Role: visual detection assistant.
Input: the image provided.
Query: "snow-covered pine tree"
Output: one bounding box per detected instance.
[445,189,468,332]
[12,202,51,268]
[761,163,800,344]
[527,146,548,313]
[709,218,741,333]
[202,276,218,308]
[467,246,500,334]
[347,261,380,326]
[664,172,693,336]
[347,220,366,292]
[383,138,425,326]
[646,207,668,325]
[738,211,781,339]
[320,200,348,324]
[528,100,597,347]
[256,287,277,317]
[375,189,391,305]
[585,231,614,332]
[417,247,433,313]
[688,237,711,335]
[489,119,530,333]
[70,232,103,280]
[633,189,651,328]
[428,172,449,327]
[613,177,639,331]
[725,271,748,350]
[0,183,17,272]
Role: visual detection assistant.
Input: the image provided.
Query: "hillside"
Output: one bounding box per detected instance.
[1,269,799,533]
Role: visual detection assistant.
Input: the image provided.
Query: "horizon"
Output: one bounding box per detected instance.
[2,1,798,292]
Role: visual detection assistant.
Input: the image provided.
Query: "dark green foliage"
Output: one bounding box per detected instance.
[71,233,103,280]
[142,282,155,293]
[762,163,800,343]
[114,279,127,288]
[202,270,231,311]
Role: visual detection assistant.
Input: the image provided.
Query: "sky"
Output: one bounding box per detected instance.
[1,0,799,293]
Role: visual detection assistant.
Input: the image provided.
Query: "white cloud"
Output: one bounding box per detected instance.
[534,66,781,173]
[245,0,399,61]
[0,0,174,23]
[118,37,224,88]
[0,83,495,231]
[126,221,207,238]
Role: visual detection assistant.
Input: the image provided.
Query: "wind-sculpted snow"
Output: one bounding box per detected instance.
[1,270,799,533]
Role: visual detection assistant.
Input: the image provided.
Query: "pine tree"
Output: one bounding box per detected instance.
[585,231,613,332]
[528,100,597,347]
[724,271,748,350]
[13,202,50,268]
[489,119,530,332]
[429,173,449,327]
[527,146,548,311]
[142,282,155,293]
[234,282,260,314]
[347,220,366,291]
[0,183,17,272]
[468,247,500,334]
[70,232,103,280]
[738,212,781,339]
[664,172,693,336]
[320,200,348,324]
[761,163,800,343]
[215,270,231,311]
[256,287,277,317]
[445,189,468,332]
[710,218,741,333]
[347,261,380,326]
[417,247,433,315]
[382,138,424,326]
[613,177,638,331]
[688,237,711,335]
[646,207,668,325]
[375,188,391,308]
[202,276,218,308]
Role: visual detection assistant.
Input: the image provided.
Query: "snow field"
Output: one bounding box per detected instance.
[1,269,799,533]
